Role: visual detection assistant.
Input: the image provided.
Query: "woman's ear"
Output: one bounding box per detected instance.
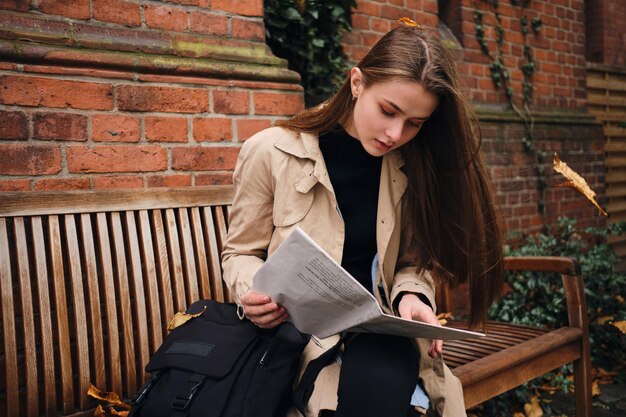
[350,67,363,98]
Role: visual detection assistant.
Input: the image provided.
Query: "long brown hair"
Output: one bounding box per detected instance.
[278,26,504,328]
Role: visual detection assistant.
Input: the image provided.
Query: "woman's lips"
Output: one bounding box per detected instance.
[374,139,392,151]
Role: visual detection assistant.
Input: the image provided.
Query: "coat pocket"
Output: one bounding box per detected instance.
[272,182,315,226]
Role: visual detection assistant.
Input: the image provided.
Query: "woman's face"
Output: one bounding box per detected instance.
[345,67,439,157]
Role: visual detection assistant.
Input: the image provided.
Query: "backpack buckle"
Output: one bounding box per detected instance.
[171,373,206,411]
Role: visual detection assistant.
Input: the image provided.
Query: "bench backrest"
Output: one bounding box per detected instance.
[0,187,233,417]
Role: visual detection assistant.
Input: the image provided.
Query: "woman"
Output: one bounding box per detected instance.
[222,23,504,417]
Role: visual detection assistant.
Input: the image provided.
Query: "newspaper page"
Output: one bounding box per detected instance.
[252,227,483,340]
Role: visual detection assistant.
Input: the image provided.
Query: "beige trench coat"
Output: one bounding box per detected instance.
[222,127,466,417]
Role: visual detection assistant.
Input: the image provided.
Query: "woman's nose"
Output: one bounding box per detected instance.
[385,121,404,142]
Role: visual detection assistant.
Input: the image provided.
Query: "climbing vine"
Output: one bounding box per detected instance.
[473,0,545,212]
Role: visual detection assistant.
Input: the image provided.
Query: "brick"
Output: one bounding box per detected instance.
[92,114,140,142]
[195,172,233,185]
[165,0,209,5]
[33,112,88,141]
[0,76,113,110]
[213,90,250,115]
[0,179,31,191]
[0,144,61,175]
[211,0,263,16]
[0,111,28,140]
[67,145,168,173]
[0,0,30,11]
[93,175,144,189]
[38,0,90,19]
[253,92,303,116]
[380,5,404,20]
[236,119,272,141]
[93,0,142,26]
[147,174,192,187]
[171,146,239,171]
[189,11,228,36]
[145,116,189,142]
[356,1,380,16]
[34,177,91,191]
[116,85,209,113]
[231,18,265,41]
[145,4,188,32]
[193,118,232,142]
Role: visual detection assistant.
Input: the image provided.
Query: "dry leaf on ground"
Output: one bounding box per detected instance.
[592,379,602,397]
[110,408,129,417]
[167,306,206,331]
[87,385,130,409]
[93,405,106,417]
[552,153,607,216]
[523,396,543,417]
[611,320,626,334]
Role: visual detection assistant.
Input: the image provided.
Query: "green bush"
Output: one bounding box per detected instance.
[482,217,626,415]
[264,0,356,106]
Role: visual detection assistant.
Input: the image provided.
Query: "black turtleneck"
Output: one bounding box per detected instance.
[318,129,382,293]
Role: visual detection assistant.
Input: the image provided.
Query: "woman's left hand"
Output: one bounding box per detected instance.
[397,292,443,358]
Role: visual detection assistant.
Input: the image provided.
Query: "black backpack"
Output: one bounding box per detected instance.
[129,300,310,417]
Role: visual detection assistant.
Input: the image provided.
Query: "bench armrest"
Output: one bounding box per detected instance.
[504,256,588,330]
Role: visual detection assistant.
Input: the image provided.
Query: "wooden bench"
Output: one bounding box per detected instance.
[0,187,591,417]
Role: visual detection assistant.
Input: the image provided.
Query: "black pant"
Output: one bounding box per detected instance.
[334,333,421,417]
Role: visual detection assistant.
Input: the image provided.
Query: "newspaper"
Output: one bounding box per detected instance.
[252,227,484,340]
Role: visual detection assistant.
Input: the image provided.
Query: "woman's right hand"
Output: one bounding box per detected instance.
[240,291,289,329]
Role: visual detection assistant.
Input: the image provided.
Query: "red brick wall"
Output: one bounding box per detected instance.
[586,0,626,67]
[0,0,303,191]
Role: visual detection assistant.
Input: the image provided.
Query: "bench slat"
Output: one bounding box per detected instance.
[164,209,187,311]
[178,208,200,305]
[96,213,123,395]
[32,217,57,415]
[14,218,39,417]
[80,214,106,390]
[213,206,232,302]
[138,210,164,351]
[150,210,175,324]
[64,215,91,410]
[202,207,225,302]
[0,218,19,417]
[190,207,212,300]
[110,212,138,396]
[125,212,150,383]
[48,216,74,414]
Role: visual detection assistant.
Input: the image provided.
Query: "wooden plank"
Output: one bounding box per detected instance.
[64,214,90,410]
[150,210,175,327]
[96,213,122,395]
[586,76,626,92]
[604,141,626,152]
[605,171,626,183]
[14,218,39,417]
[190,207,212,300]
[213,206,232,302]
[124,212,150,383]
[0,186,234,217]
[0,218,19,417]
[605,127,626,137]
[177,208,200,305]
[165,209,187,313]
[588,111,626,122]
[606,185,626,197]
[31,217,57,415]
[607,200,626,214]
[80,213,106,390]
[587,93,626,106]
[201,207,224,302]
[137,210,163,351]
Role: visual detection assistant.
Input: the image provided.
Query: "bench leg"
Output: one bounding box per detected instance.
[573,353,592,417]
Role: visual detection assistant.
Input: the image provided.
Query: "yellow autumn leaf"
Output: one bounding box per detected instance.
[93,405,105,417]
[167,306,206,331]
[523,396,543,417]
[111,408,129,417]
[592,379,601,397]
[596,315,614,325]
[437,312,453,325]
[513,413,525,417]
[87,384,131,410]
[396,17,420,28]
[611,320,626,334]
[553,153,607,216]
[616,295,625,304]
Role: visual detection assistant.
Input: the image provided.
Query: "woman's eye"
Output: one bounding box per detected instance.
[381,107,394,116]
[409,121,423,128]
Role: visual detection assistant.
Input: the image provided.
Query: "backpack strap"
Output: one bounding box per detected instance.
[171,373,206,417]
[293,333,352,416]
[128,371,161,417]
